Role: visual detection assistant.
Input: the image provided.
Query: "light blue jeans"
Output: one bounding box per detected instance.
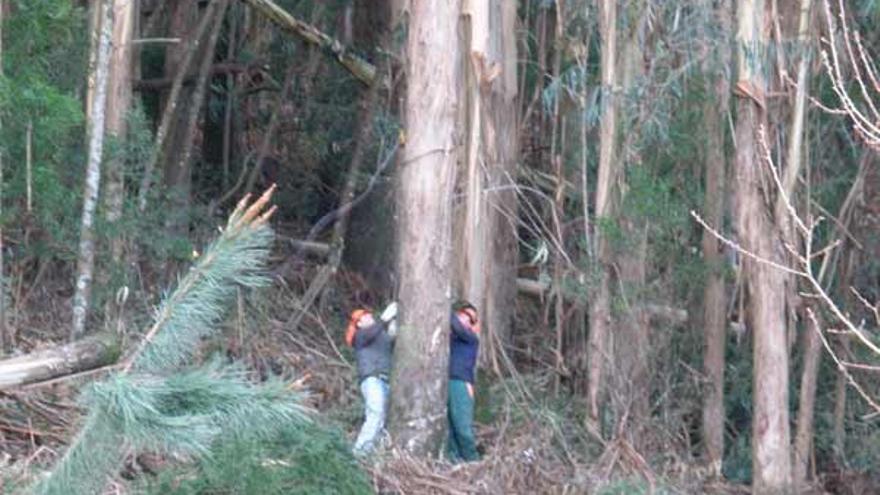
[353,376,389,455]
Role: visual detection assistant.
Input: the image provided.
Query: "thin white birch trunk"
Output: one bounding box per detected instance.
[72,0,114,340]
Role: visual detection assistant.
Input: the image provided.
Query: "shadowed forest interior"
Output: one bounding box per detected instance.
[0,0,879,493]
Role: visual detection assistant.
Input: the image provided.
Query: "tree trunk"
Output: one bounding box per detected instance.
[136,1,213,213]
[794,308,822,486]
[389,0,461,456]
[701,0,732,475]
[72,0,113,340]
[587,0,618,425]
[832,333,848,462]
[85,0,103,121]
[788,3,817,486]
[160,1,216,278]
[548,3,566,397]
[734,0,792,490]
[175,0,229,174]
[612,2,649,431]
[460,0,489,330]
[0,0,6,354]
[481,0,518,374]
[458,0,518,375]
[0,334,120,389]
[100,0,136,329]
[777,0,813,370]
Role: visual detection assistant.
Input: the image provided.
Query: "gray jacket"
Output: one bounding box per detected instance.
[353,321,394,382]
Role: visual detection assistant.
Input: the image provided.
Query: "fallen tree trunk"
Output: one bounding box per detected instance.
[240,0,377,85]
[0,333,120,389]
[285,238,332,258]
[516,277,688,326]
[286,238,689,326]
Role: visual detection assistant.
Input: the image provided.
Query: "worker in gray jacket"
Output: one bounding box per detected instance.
[345,303,397,455]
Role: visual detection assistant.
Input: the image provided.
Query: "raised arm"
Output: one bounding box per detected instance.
[450,312,479,344]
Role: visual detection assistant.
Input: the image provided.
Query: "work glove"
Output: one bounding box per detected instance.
[381,301,399,338]
[380,301,398,322]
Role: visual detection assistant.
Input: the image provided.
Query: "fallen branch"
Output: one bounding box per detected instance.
[284,238,332,257]
[0,333,120,390]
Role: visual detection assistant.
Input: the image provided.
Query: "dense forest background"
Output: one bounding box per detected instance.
[0,0,879,493]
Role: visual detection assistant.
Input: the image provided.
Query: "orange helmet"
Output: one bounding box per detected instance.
[345,309,371,346]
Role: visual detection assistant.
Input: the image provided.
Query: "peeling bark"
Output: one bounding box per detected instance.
[458,0,518,374]
[482,0,519,374]
[735,0,792,490]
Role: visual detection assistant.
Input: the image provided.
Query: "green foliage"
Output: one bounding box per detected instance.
[143,421,371,495]
[0,0,86,255]
[135,226,274,373]
[474,372,501,425]
[32,212,314,495]
[721,335,753,483]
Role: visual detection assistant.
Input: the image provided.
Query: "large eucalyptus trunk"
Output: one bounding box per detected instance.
[483,0,519,373]
[389,0,461,456]
[72,0,113,339]
[701,0,733,475]
[459,0,518,373]
[587,0,618,424]
[734,0,792,490]
[611,0,649,430]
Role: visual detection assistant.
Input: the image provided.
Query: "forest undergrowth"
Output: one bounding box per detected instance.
[0,261,873,494]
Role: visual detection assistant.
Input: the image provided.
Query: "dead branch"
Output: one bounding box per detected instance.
[240,0,377,85]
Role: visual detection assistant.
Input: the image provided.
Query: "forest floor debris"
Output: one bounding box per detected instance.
[0,267,845,494]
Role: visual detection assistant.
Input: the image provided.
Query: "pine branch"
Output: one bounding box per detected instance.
[123,186,277,373]
[33,188,310,495]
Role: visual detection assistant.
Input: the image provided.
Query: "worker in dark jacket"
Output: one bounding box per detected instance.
[346,303,397,455]
[447,302,480,462]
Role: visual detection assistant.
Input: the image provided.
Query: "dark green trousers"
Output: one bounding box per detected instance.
[447,379,479,462]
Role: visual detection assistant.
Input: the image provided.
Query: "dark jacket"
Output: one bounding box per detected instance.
[449,313,479,384]
[353,321,394,382]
